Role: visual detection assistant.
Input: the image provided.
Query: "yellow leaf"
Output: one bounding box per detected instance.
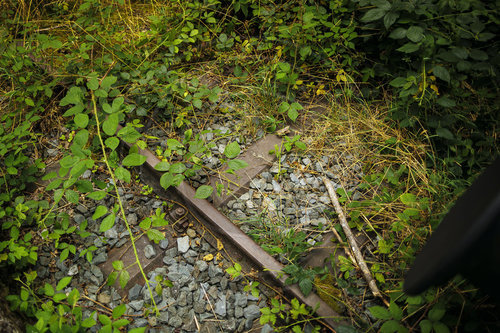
[216,252,222,261]
[217,239,223,251]
[203,254,213,261]
[430,84,439,95]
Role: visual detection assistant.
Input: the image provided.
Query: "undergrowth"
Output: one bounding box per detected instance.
[0,0,498,332]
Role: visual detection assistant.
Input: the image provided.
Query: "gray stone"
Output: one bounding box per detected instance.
[105,227,118,239]
[144,245,156,259]
[129,299,144,311]
[319,196,330,204]
[283,207,296,215]
[92,252,107,265]
[177,236,190,253]
[195,260,208,272]
[127,213,138,225]
[290,173,299,183]
[128,284,142,301]
[74,213,85,224]
[158,312,169,323]
[261,324,274,333]
[133,318,148,327]
[208,263,222,278]
[234,293,247,307]
[244,304,261,321]
[186,228,196,238]
[235,306,244,318]
[76,205,88,214]
[215,295,227,317]
[159,238,169,249]
[168,315,182,328]
[302,157,311,165]
[68,264,79,276]
[97,293,111,304]
[245,200,255,209]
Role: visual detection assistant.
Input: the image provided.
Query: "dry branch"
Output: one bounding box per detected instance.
[323,177,388,305]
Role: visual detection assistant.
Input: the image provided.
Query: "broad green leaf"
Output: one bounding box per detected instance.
[397,42,420,53]
[433,322,450,333]
[361,8,387,22]
[154,161,170,171]
[105,137,120,150]
[112,319,131,328]
[74,129,89,147]
[60,155,79,168]
[170,162,186,174]
[383,11,399,29]
[87,191,107,200]
[433,66,450,82]
[278,101,290,113]
[60,87,84,106]
[122,153,147,167]
[63,104,85,117]
[294,141,306,150]
[100,76,117,91]
[428,304,446,322]
[25,97,35,106]
[194,185,213,199]
[160,172,184,189]
[389,77,407,88]
[389,28,407,39]
[129,328,147,333]
[399,193,416,205]
[65,189,79,204]
[147,229,165,243]
[93,205,108,220]
[224,141,240,159]
[99,213,116,232]
[44,283,55,296]
[81,314,97,328]
[56,276,72,291]
[87,77,99,91]
[368,306,391,320]
[117,126,142,143]
[437,97,456,108]
[115,167,131,183]
[112,97,124,111]
[436,128,454,140]
[406,26,425,43]
[288,108,299,122]
[167,139,183,150]
[419,320,433,333]
[67,288,80,307]
[103,113,119,136]
[389,302,403,321]
[380,320,402,333]
[112,260,124,271]
[99,315,112,325]
[53,293,67,302]
[119,270,130,289]
[298,278,312,296]
[227,159,248,171]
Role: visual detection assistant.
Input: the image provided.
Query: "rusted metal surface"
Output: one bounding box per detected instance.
[209,134,282,207]
[113,128,346,329]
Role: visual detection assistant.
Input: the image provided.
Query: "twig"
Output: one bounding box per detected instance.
[323,177,389,306]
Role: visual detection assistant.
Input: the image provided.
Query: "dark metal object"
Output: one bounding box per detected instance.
[404,158,500,300]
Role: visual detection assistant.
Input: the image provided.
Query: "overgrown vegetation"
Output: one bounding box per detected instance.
[0,0,498,332]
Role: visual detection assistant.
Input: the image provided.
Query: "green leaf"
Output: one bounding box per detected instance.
[194,185,213,199]
[103,113,119,136]
[122,153,147,167]
[224,141,241,159]
[227,159,248,171]
[154,161,170,171]
[112,260,124,271]
[380,320,401,333]
[67,288,80,307]
[397,42,420,53]
[99,213,116,232]
[112,319,131,328]
[44,283,55,296]
[53,293,67,302]
[169,162,186,174]
[65,189,79,204]
[428,304,446,322]
[60,87,84,106]
[99,315,112,325]
[469,49,488,61]
[390,77,407,88]
[128,328,147,333]
[406,26,425,43]
[361,8,387,22]
[298,278,313,296]
[384,12,399,29]
[63,104,85,117]
[389,28,407,39]
[87,77,99,91]
[74,129,89,147]
[419,320,432,333]
[433,66,450,83]
[93,205,108,220]
[25,97,35,106]
[81,314,97,328]
[437,97,456,108]
[100,76,117,91]
[113,304,126,319]
[119,270,130,289]
[389,302,403,321]
[368,306,391,320]
[278,101,290,113]
[88,191,107,200]
[160,172,184,189]
[105,137,120,150]
[56,277,72,291]
[399,193,416,206]
[436,128,454,140]
[433,322,450,333]
[115,167,131,183]
[288,108,299,122]
[146,229,165,243]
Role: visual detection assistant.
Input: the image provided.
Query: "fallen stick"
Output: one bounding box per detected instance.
[323,177,388,305]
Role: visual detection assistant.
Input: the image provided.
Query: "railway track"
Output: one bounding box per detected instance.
[101,125,347,331]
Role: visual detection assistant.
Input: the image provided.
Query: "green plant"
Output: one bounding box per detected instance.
[260,298,321,333]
